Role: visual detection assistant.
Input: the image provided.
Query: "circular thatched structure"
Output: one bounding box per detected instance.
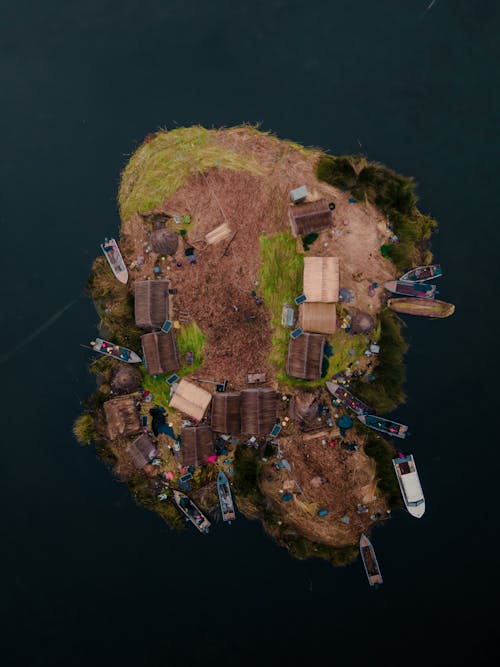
[151,228,179,255]
[350,311,375,335]
[110,365,142,394]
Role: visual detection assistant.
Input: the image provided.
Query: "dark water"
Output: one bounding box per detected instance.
[1,1,498,665]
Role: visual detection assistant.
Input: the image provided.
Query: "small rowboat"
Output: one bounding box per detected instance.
[101,238,128,284]
[393,453,426,518]
[358,414,408,439]
[217,471,236,523]
[360,534,383,586]
[388,297,454,318]
[399,264,442,283]
[384,280,436,299]
[173,490,211,533]
[91,337,142,363]
[326,381,369,415]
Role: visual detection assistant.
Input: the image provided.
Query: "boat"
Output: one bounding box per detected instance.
[358,414,408,438]
[392,454,425,518]
[360,534,383,587]
[326,381,370,415]
[91,337,142,363]
[387,297,454,318]
[217,471,236,523]
[173,490,211,533]
[101,237,128,284]
[399,264,442,282]
[384,280,437,299]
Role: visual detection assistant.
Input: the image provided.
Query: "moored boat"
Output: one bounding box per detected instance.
[217,471,236,523]
[326,381,370,415]
[360,534,383,587]
[173,490,211,533]
[392,453,425,518]
[387,297,454,318]
[384,280,437,299]
[399,264,442,282]
[91,337,142,363]
[358,414,408,439]
[101,237,128,284]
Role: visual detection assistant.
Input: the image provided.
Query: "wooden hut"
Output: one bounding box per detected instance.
[240,388,276,435]
[181,425,214,467]
[303,257,339,303]
[289,199,332,237]
[134,280,170,329]
[286,332,325,381]
[126,433,157,469]
[141,331,180,375]
[103,396,141,440]
[211,393,241,434]
[110,365,142,394]
[151,228,179,255]
[299,302,337,334]
[169,379,212,421]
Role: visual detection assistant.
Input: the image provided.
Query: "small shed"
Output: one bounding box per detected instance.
[141,331,180,375]
[126,433,157,469]
[350,311,375,335]
[151,228,179,255]
[286,332,325,381]
[289,199,332,237]
[211,392,241,434]
[303,257,339,303]
[240,388,276,435]
[110,365,142,394]
[290,185,308,204]
[299,302,337,334]
[134,280,170,329]
[181,425,214,467]
[169,379,212,421]
[103,396,141,440]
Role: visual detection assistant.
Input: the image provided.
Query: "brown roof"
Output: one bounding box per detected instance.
[303,257,339,303]
[103,396,141,440]
[141,331,180,375]
[211,393,241,434]
[126,433,157,469]
[240,388,276,435]
[299,302,337,334]
[151,228,179,255]
[110,365,142,394]
[134,280,169,329]
[288,199,332,237]
[286,332,325,380]
[181,425,214,467]
[350,311,375,334]
[169,379,212,421]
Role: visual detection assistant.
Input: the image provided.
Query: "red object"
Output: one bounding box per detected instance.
[329,440,335,447]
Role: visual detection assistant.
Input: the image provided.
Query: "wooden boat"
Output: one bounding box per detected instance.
[326,381,369,415]
[384,280,436,299]
[173,490,211,533]
[217,471,236,523]
[399,264,442,282]
[388,297,454,318]
[358,414,408,439]
[101,238,128,284]
[91,337,142,363]
[393,454,425,518]
[360,534,383,586]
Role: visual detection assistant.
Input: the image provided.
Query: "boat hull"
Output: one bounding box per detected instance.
[392,455,426,518]
[384,280,436,299]
[358,414,408,439]
[92,338,142,363]
[399,264,442,282]
[217,471,236,522]
[360,534,383,586]
[326,381,369,415]
[387,297,454,318]
[173,490,211,533]
[101,238,128,284]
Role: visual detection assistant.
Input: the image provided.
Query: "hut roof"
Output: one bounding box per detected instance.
[181,425,214,467]
[169,379,212,421]
[126,433,157,469]
[288,199,332,237]
[350,311,375,335]
[286,332,325,380]
[110,365,142,394]
[103,396,141,440]
[151,228,179,255]
[211,393,241,434]
[303,257,339,303]
[299,302,337,334]
[134,280,169,329]
[240,388,276,435]
[141,331,180,375]
[289,391,318,421]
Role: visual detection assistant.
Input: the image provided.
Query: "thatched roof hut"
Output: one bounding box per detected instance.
[303,257,339,302]
[289,391,318,421]
[126,433,157,469]
[103,396,141,440]
[134,280,170,329]
[286,332,325,380]
[141,331,180,375]
[181,425,214,467]
[110,365,142,394]
[299,302,337,334]
[289,199,332,237]
[211,393,241,434]
[169,379,212,421]
[350,311,375,335]
[240,388,276,435]
[151,228,179,255]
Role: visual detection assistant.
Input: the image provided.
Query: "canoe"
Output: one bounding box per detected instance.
[101,238,128,284]
[173,490,211,533]
[384,280,436,299]
[358,414,408,439]
[388,297,454,318]
[91,337,142,363]
[360,534,383,586]
[326,381,370,415]
[392,454,426,518]
[217,471,236,523]
[399,264,442,282]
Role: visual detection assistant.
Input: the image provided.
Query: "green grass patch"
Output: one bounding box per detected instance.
[176,321,206,372]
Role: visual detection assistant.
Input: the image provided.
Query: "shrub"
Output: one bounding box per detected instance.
[73,413,98,445]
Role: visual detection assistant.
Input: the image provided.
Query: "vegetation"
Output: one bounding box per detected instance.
[280,534,359,566]
[363,433,402,509]
[302,232,319,251]
[176,321,206,373]
[73,413,98,445]
[128,474,184,529]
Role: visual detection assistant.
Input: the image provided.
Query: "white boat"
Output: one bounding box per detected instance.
[173,490,211,533]
[217,471,236,522]
[392,454,425,518]
[91,337,142,363]
[101,238,128,284]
